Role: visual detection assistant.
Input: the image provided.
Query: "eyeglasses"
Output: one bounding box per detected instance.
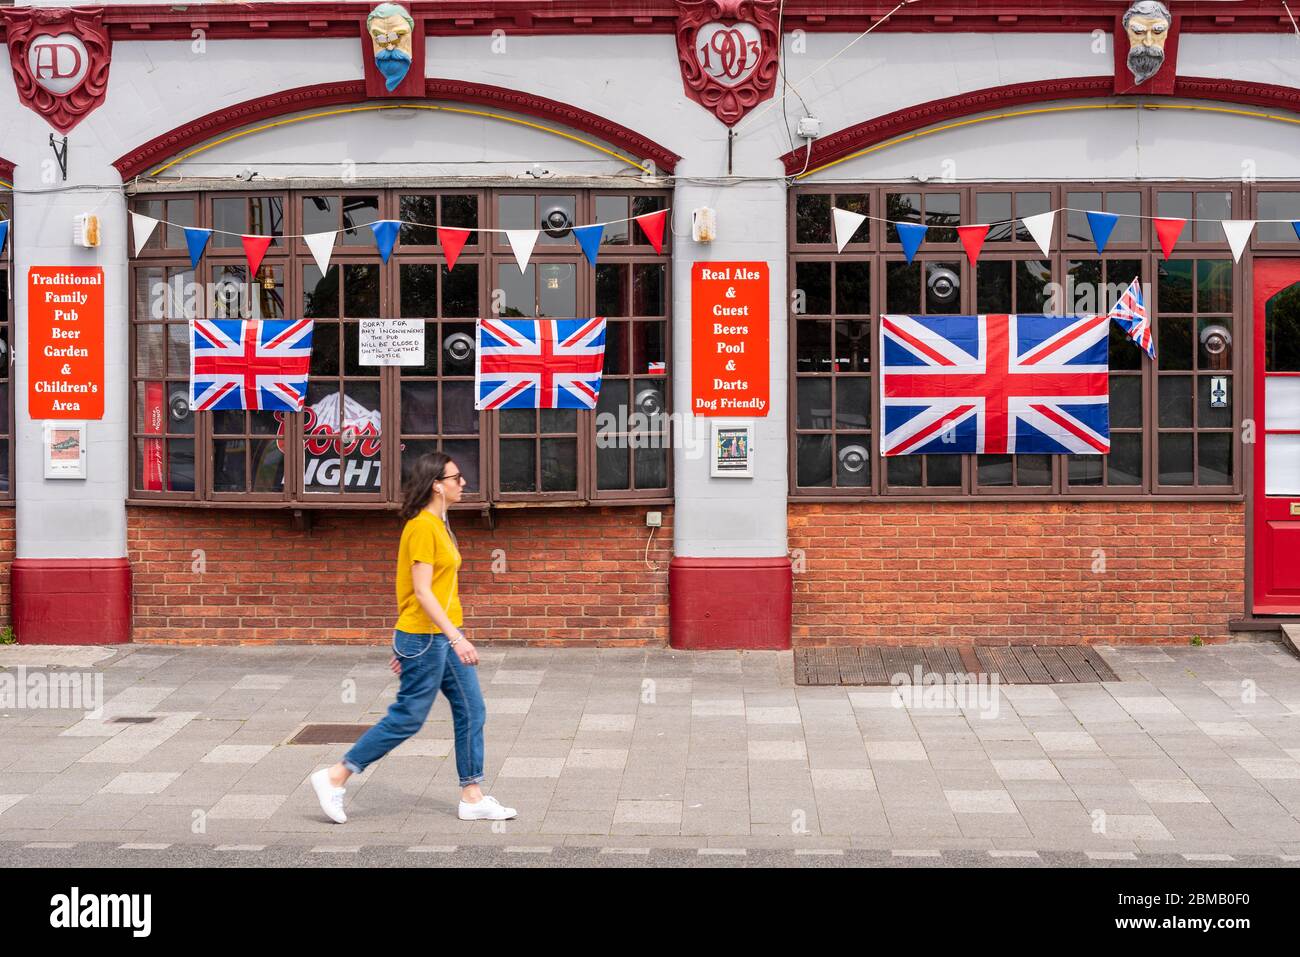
[437,472,467,484]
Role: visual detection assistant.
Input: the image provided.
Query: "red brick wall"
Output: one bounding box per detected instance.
[0,507,13,630]
[789,501,1245,645]
[128,505,671,644]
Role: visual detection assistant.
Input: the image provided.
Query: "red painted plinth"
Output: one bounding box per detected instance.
[669,556,791,650]
[12,558,132,644]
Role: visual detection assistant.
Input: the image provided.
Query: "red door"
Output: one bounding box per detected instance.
[1253,259,1300,613]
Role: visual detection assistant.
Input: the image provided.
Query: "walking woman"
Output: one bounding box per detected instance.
[309,452,515,823]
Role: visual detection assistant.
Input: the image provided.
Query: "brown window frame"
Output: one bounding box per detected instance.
[128,186,672,509]
[789,181,1252,502]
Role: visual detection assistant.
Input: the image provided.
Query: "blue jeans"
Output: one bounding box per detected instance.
[342,629,486,787]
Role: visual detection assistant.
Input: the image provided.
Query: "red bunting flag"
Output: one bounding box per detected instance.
[241,235,274,276]
[956,224,990,267]
[634,209,668,253]
[1153,217,1186,260]
[438,227,470,271]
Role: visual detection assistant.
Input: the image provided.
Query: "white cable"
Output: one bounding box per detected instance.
[644,524,658,570]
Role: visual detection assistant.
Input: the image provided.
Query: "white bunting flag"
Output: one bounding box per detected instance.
[1221,220,1255,263]
[304,231,338,275]
[130,212,159,256]
[832,207,868,253]
[505,229,539,273]
[1020,210,1056,258]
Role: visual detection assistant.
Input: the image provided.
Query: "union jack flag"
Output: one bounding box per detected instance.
[476,317,607,410]
[191,318,314,412]
[880,313,1110,456]
[1107,277,1154,359]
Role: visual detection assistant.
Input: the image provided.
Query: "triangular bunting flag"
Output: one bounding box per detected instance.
[956,224,989,267]
[574,224,604,266]
[184,228,212,269]
[634,209,668,253]
[505,229,539,273]
[437,227,470,271]
[832,207,867,253]
[1153,217,1186,260]
[1085,210,1119,254]
[1221,220,1255,263]
[896,222,927,264]
[1293,221,1300,242]
[370,220,401,264]
[1021,210,1055,257]
[241,235,273,276]
[304,231,337,275]
[0,220,8,257]
[130,212,158,257]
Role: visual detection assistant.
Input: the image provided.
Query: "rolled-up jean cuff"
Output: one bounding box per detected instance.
[459,774,484,787]
[342,758,363,774]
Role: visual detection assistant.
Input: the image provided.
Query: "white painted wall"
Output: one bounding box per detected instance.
[0,26,1296,566]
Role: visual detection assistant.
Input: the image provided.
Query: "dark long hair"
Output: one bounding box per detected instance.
[399,451,454,521]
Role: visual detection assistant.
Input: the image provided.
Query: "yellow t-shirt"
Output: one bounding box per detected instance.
[395,510,463,633]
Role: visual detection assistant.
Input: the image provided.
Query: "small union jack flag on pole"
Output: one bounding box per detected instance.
[191,318,314,412]
[476,317,607,409]
[1107,277,1154,360]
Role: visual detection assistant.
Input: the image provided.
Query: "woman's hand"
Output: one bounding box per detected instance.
[389,655,401,675]
[452,636,479,666]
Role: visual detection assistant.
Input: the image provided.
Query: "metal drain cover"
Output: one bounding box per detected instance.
[287,723,374,745]
[794,645,1118,686]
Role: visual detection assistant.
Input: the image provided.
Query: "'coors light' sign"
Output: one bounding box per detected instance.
[3,7,113,134]
[275,393,384,492]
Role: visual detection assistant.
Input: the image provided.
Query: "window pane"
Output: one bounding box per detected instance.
[1066,192,1102,242]
[500,439,536,492]
[925,193,959,243]
[399,195,438,245]
[343,264,380,317]
[1014,193,1050,243]
[603,321,628,375]
[540,438,577,491]
[596,196,630,245]
[538,262,576,316]
[796,321,832,373]
[441,381,478,434]
[1016,455,1051,487]
[498,263,534,317]
[442,194,478,244]
[1258,192,1300,242]
[1158,432,1194,485]
[797,378,831,429]
[1158,318,1192,371]
[835,261,870,314]
[1197,374,1232,428]
[1197,433,1232,485]
[400,264,437,316]
[796,434,832,487]
[401,381,438,434]
[796,194,831,245]
[926,455,961,487]
[977,193,1012,243]
[634,447,668,489]
[442,439,480,493]
[795,261,830,315]
[1266,283,1300,371]
[597,443,630,490]
[886,455,921,487]
[340,196,380,245]
[1069,455,1103,486]
[1158,260,1193,313]
[596,264,629,317]
[1016,260,1051,311]
[886,262,920,313]
[212,439,247,492]
[1106,192,1141,243]
[978,455,1012,487]
[976,260,1012,312]
[1109,320,1142,372]
[924,262,961,314]
[1110,375,1142,428]
[1196,259,1232,313]
[1195,192,1231,243]
[304,265,339,318]
[836,435,870,487]
[1107,433,1142,486]
[1156,191,1192,221]
[442,265,478,318]
[834,320,870,373]
[136,324,164,378]
[835,377,870,430]
[499,409,534,434]
[633,264,665,316]
[1158,375,1193,427]
[885,193,920,244]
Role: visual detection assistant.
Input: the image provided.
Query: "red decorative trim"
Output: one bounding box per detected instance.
[0,1,1295,41]
[779,75,1300,176]
[0,158,13,184]
[12,557,132,645]
[675,0,780,127]
[3,6,112,134]
[112,79,681,179]
[669,557,791,650]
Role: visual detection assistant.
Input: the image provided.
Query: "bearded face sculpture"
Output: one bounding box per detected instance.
[367,3,415,92]
[1123,0,1171,85]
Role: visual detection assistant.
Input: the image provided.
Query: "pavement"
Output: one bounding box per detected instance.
[2,640,1300,867]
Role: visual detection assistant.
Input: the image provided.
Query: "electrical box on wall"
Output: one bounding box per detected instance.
[692,207,716,243]
[73,214,101,248]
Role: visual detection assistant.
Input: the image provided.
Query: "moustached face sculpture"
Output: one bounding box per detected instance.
[1123,0,1171,85]
[367,3,415,92]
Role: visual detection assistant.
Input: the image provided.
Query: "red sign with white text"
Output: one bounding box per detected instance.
[691,262,769,415]
[28,266,105,419]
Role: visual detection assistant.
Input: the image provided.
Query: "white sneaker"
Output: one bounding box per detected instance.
[310,768,347,824]
[458,795,517,821]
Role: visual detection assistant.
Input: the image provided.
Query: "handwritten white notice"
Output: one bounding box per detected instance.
[359,318,425,366]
